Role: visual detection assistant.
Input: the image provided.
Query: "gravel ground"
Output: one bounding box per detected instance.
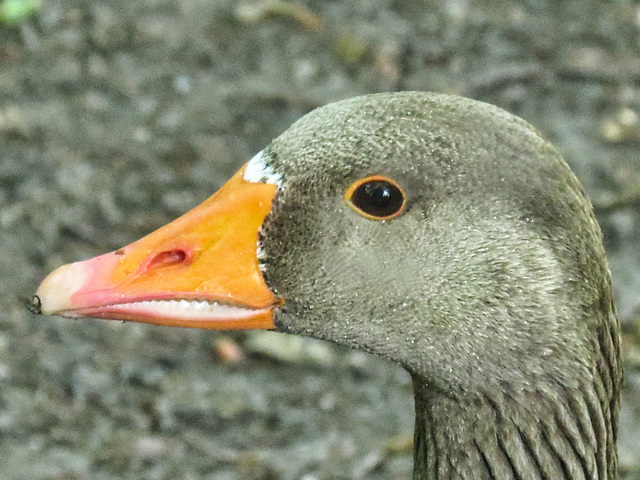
[1,0,639,479]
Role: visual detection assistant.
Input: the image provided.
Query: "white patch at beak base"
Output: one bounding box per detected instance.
[243,150,283,186]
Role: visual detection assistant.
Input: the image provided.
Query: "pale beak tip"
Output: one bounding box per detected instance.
[35,262,89,315]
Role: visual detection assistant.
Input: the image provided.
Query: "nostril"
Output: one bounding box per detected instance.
[148,249,188,269]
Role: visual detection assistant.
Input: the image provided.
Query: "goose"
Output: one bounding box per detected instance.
[33,92,621,480]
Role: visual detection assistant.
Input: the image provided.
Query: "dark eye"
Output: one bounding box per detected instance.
[344,176,406,220]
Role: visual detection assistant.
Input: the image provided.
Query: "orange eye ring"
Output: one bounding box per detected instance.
[344,175,406,221]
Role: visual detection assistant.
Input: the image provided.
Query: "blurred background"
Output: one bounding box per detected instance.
[1,0,639,479]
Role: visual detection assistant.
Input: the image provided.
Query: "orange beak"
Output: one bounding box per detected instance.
[34,164,281,330]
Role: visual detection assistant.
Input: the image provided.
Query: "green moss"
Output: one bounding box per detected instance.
[0,0,40,25]
[334,35,369,64]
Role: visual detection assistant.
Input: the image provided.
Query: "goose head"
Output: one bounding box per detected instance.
[34,92,621,479]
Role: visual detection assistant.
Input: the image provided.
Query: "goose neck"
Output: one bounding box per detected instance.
[411,374,617,480]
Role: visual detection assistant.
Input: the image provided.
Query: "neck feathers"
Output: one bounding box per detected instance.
[412,317,621,480]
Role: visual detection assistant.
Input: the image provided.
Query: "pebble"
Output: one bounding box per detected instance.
[245,331,335,365]
[601,108,640,143]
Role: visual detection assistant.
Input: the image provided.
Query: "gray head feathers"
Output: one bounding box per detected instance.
[255,92,620,479]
